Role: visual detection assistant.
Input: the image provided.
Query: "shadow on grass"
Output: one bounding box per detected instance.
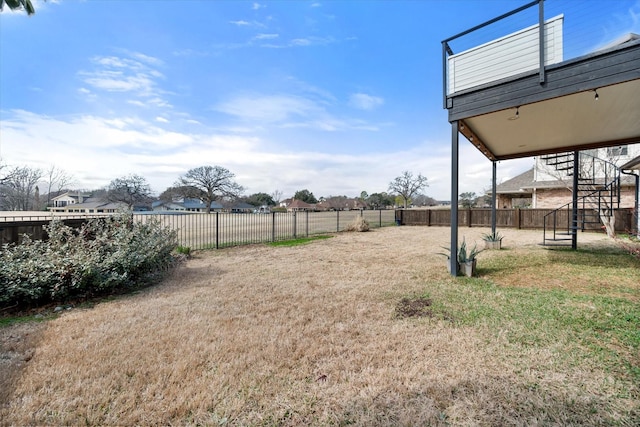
[546,246,640,268]
[0,321,47,408]
[337,374,635,426]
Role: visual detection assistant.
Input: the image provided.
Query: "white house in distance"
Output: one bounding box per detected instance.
[496,144,640,209]
[48,192,125,214]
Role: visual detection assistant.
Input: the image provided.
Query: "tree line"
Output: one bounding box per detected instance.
[1,162,443,212]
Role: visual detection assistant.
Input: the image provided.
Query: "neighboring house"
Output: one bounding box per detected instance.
[48,193,126,213]
[49,192,92,209]
[621,155,640,237]
[279,198,293,208]
[152,199,223,212]
[286,199,314,212]
[495,144,640,209]
[230,202,254,213]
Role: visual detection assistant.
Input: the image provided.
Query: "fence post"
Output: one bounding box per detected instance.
[215,212,219,249]
[272,212,276,242]
[337,210,340,232]
[306,210,309,237]
[467,208,472,227]
[293,211,297,239]
[515,208,522,230]
[379,209,382,228]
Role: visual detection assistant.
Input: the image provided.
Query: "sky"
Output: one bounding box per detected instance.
[1,0,639,201]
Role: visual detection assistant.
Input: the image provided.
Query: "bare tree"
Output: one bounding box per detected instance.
[176,166,244,213]
[0,163,13,188]
[271,189,283,205]
[0,165,43,210]
[388,171,429,208]
[44,165,75,208]
[107,174,153,209]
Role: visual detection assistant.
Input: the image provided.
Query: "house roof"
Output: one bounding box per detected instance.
[495,168,534,194]
[495,166,637,195]
[621,155,640,171]
[51,191,92,201]
[288,199,313,209]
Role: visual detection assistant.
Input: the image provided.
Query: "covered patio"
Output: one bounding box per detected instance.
[442,0,640,275]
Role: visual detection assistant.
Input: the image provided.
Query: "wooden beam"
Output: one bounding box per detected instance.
[458,120,497,161]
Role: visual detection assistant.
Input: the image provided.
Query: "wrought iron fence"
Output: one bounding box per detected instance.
[134,209,397,250]
[1,210,397,249]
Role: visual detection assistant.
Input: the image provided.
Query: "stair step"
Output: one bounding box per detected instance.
[545,159,573,166]
[541,242,573,247]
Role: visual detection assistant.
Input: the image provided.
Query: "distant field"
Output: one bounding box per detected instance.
[134,210,397,249]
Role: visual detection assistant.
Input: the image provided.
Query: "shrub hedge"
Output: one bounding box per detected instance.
[0,214,178,308]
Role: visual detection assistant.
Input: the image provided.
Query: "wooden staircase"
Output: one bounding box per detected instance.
[541,152,621,247]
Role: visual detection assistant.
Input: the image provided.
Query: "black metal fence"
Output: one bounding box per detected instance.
[1,210,397,249]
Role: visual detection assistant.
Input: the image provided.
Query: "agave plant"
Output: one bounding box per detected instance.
[481,231,504,242]
[439,237,483,264]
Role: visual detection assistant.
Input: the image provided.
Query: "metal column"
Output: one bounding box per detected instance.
[491,161,497,235]
[572,151,579,250]
[450,121,459,276]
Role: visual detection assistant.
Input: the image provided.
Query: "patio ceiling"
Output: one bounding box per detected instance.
[449,39,640,161]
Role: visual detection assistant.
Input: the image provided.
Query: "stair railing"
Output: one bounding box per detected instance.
[542,151,622,245]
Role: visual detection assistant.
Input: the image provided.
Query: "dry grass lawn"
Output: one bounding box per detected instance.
[1,226,639,426]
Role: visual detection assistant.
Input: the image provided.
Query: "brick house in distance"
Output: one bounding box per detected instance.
[496,144,640,209]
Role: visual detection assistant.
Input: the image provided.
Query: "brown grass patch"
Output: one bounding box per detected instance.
[1,227,638,425]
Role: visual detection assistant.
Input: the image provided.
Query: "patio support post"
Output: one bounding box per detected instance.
[450,120,459,276]
[572,151,579,250]
[491,160,497,235]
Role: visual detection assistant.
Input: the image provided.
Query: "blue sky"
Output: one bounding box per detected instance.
[1,0,639,200]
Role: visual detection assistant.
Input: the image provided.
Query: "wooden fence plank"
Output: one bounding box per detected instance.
[398,208,634,232]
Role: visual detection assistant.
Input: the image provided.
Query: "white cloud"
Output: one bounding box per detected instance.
[349,93,384,110]
[0,109,531,199]
[78,53,167,102]
[290,36,335,47]
[252,3,264,10]
[215,94,319,123]
[229,20,250,26]
[155,116,169,123]
[254,33,279,40]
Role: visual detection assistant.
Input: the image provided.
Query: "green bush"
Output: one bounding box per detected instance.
[0,214,178,308]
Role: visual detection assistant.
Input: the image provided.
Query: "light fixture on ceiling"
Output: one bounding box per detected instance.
[593,89,599,100]
[508,106,520,121]
[460,122,465,130]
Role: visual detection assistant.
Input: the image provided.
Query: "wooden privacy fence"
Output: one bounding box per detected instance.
[396,208,636,232]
